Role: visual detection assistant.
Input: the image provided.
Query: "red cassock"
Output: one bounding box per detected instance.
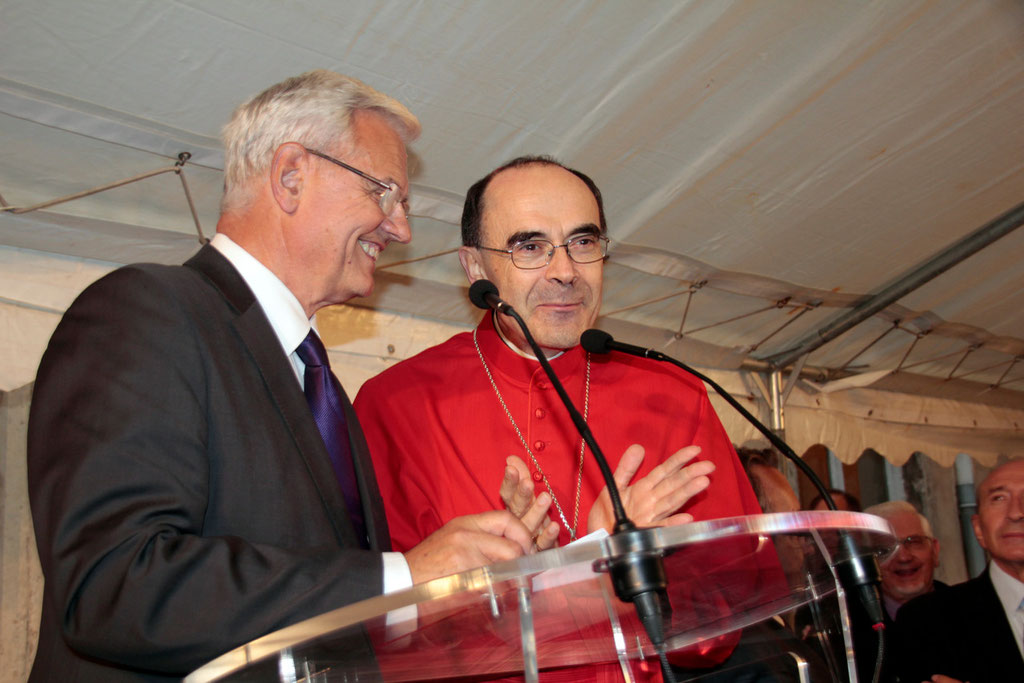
[355,313,768,681]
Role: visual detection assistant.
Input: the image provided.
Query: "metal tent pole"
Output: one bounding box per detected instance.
[762,199,1024,369]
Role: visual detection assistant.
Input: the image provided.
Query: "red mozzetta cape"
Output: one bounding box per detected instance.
[354,314,768,681]
[355,313,762,551]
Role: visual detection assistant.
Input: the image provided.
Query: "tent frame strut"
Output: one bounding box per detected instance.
[761,199,1024,369]
[1,152,208,245]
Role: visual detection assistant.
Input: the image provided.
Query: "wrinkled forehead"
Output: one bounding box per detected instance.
[977,460,1024,500]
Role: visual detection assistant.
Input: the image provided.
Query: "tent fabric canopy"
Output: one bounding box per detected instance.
[1,0,1022,463]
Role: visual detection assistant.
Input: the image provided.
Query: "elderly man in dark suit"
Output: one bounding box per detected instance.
[27,70,533,682]
[892,459,1024,683]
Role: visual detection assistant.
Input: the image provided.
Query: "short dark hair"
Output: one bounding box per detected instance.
[460,155,607,247]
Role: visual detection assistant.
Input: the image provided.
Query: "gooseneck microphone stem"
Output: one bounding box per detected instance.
[580,331,831,506]
[510,308,631,529]
[469,282,631,528]
[468,281,675,683]
[580,328,888,645]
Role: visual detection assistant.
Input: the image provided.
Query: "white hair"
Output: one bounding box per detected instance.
[220,69,420,212]
[864,500,934,537]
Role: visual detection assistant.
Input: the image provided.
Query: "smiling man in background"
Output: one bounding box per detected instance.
[864,501,945,621]
[892,459,1024,682]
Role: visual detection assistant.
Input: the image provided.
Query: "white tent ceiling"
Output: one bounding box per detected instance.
[2,1,1022,456]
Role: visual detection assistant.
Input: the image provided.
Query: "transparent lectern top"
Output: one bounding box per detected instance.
[188,511,894,683]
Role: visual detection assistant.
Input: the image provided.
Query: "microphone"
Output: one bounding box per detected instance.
[468,282,629,526]
[468,279,514,315]
[468,283,676,681]
[581,328,660,359]
[582,328,888,637]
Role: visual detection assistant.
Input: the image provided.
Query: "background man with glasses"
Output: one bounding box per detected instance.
[354,156,762,680]
[27,70,534,682]
[892,459,1024,683]
[842,501,945,681]
[864,501,945,622]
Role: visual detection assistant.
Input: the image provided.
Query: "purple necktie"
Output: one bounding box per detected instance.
[296,331,368,548]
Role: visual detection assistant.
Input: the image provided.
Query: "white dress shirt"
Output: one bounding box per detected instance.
[988,561,1024,660]
[210,233,412,595]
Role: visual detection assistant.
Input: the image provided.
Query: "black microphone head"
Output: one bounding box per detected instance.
[468,279,499,310]
[580,328,613,354]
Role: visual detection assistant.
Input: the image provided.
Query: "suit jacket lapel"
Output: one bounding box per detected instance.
[184,245,372,548]
[975,573,1024,675]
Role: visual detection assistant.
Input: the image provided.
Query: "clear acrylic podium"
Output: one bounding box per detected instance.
[187,511,894,683]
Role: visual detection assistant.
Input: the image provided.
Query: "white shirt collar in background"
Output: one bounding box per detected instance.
[988,561,1024,660]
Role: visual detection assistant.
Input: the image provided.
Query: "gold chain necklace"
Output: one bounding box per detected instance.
[473,327,590,541]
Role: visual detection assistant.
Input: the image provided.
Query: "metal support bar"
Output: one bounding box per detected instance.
[946,344,979,379]
[955,453,987,578]
[893,333,926,373]
[762,199,1024,368]
[675,280,706,338]
[769,369,785,433]
[989,356,1021,388]
[682,300,784,336]
[378,247,459,269]
[600,287,690,317]
[827,449,845,490]
[782,354,808,404]
[746,371,771,406]
[1,165,181,214]
[174,153,208,245]
[747,303,815,352]
[837,320,901,372]
[900,344,976,372]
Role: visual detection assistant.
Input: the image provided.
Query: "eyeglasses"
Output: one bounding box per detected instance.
[477,234,610,270]
[303,147,408,217]
[894,535,933,551]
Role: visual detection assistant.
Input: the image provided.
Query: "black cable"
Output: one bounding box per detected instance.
[581,328,889,668]
[467,281,671,674]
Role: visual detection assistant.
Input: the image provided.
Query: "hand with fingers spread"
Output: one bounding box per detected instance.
[404,510,534,584]
[587,444,714,534]
[500,456,560,550]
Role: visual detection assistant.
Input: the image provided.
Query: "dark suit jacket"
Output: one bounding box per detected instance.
[28,245,391,681]
[891,570,1024,683]
[847,580,948,683]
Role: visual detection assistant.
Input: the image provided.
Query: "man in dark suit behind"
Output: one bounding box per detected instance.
[27,70,533,681]
[891,459,1024,683]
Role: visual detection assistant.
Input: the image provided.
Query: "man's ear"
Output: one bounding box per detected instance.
[971,514,987,551]
[269,142,307,214]
[459,246,487,283]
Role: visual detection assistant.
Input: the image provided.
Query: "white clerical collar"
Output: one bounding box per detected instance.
[491,310,566,361]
